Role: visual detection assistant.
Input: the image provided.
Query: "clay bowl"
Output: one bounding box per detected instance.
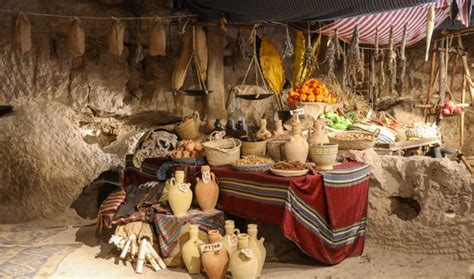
[309,143,338,170]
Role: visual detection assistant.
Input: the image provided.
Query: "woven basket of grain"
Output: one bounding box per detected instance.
[203,138,241,166]
[329,130,379,150]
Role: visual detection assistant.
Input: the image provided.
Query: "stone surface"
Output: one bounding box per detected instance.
[340,149,474,260]
[0,102,114,222]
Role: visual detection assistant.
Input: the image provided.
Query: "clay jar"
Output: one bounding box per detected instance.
[195,165,219,211]
[256,119,272,139]
[247,224,266,277]
[202,230,229,279]
[181,224,204,274]
[222,220,240,257]
[168,170,192,217]
[308,119,329,146]
[284,121,309,164]
[229,234,259,279]
[273,119,285,137]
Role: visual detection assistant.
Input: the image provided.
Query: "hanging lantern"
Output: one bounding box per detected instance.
[68,17,85,57]
[12,13,32,54]
[149,18,166,56]
[108,18,125,56]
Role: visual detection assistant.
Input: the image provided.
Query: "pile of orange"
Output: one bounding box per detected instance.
[287,79,337,104]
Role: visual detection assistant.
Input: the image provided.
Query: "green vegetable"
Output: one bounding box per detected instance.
[332,123,347,130]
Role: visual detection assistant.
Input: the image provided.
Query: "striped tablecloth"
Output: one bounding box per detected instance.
[212,161,370,265]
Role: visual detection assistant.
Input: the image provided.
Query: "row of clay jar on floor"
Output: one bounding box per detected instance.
[182,220,266,279]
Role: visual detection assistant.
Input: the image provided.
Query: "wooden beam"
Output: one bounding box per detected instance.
[425,41,438,122]
[457,36,474,105]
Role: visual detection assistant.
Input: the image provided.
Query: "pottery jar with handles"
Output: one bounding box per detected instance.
[201,230,229,279]
[284,121,309,164]
[247,224,266,277]
[195,165,219,211]
[181,224,204,274]
[308,119,329,146]
[222,220,240,257]
[168,170,192,217]
[229,233,258,279]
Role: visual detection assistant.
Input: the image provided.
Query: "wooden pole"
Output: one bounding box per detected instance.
[425,41,438,122]
[461,73,466,148]
[457,36,474,105]
[449,53,459,96]
[438,40,447,106]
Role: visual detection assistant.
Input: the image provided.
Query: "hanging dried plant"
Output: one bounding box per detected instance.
[334,29,343,60]
[347,25,362,87]
[323,33,336,81]
[360,49,365,82]
[379,51,386,90]
[397,24,408,96]
[387,26,397,96]
[374,26,379,60]
[342,47,347,88]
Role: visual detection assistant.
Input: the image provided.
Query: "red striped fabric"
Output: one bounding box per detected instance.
[319,0,467,46]
[96,190,126,235]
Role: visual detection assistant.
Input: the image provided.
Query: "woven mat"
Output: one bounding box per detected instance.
[0,225,80,278]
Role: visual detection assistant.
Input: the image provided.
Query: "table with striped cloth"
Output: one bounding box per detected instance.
[212,161,370,265]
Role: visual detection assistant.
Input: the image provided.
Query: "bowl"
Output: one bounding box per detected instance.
[309,143,338,170]
[270,168,309,177]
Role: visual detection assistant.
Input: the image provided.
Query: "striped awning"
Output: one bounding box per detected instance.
[318,0,469,46]
[183,0,435,22]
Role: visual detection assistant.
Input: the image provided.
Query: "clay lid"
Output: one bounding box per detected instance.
[201,165,211,172]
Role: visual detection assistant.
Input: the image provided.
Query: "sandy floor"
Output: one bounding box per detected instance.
[15,225,466,279]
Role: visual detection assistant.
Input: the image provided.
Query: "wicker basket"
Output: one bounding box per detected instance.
[329,130,379,150]
[202,138,241,166]
[241,140,267,157]
[267,140,286,161]
[175,111,200,140]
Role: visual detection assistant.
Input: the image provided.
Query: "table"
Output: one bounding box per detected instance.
[122,155,370,265]
[212,161,370,265]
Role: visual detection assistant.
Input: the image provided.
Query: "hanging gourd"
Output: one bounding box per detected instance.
[171,30,192,90]
[12,13,31,54]
[68,17,85,57]
[108,18,125,56]
[259,36,285,95]
[193,26,208,84]
[149,18,166,56]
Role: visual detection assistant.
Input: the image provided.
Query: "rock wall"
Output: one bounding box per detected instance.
[0,102,114,222]
[341,149,474,260]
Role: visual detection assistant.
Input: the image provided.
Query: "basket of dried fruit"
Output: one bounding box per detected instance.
[270,161,309,177]
[329,129,380,150]
[232,156,273,172]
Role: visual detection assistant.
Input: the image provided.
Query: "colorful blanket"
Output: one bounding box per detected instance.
[212,161,370,265]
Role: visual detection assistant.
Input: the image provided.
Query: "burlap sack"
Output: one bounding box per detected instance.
[108,19,125,56]
[68,18,85,57]
[12,14,31,54]
[149,21,166,56]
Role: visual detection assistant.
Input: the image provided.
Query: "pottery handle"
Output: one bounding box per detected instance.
[169,177,176,188]
[210,172,217,183]
[234,228,240,235]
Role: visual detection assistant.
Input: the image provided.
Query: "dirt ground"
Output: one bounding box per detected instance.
[20,225,468,279]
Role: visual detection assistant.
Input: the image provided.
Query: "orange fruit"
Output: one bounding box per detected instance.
[300,94,308,102]
[307,95,316,102]
[331,97,337,103]
[315,95,323,102]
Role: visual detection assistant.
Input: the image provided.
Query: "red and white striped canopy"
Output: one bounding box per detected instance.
[318,0,468,46]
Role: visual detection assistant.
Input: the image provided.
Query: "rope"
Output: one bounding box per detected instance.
[0,8,196,21]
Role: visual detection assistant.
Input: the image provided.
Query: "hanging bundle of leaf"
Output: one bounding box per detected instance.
[108,18,125,56]
[388,25,397,96]
[193,26,208,84]
[292,31,305,86]
[347,25,362,87]
[149,19,166,56]
[171,30,192,90]
[259,36,285,95]
[379,51,386,90]
[323,32,336,82]
[68,18,85,57]
[12,13,32,54]
[397,24,408,95]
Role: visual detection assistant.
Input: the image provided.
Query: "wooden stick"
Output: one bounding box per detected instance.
[438,41,447,106]
[146,242,167,269]
[136,239,147,273]
[458,152,474,174]
[457,36,474,105]
[120,239,132,260]
[130,234,138,258]
[450,53,459,95]
[461,73,466,148]
[425,41,438,122]
[146,253,161,272]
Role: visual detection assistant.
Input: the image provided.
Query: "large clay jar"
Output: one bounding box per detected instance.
[256,119,272,139]
[195,165,219,211]
[202,230,229,279]
[284,122,309,164]
[181,224,204,274]
[229,234,259,279]
[222,220,240,257]
[247,224,266,277]
[308,119,329,146]
[168,170,192,217]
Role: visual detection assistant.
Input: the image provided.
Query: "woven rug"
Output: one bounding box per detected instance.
[0,225,80,278]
